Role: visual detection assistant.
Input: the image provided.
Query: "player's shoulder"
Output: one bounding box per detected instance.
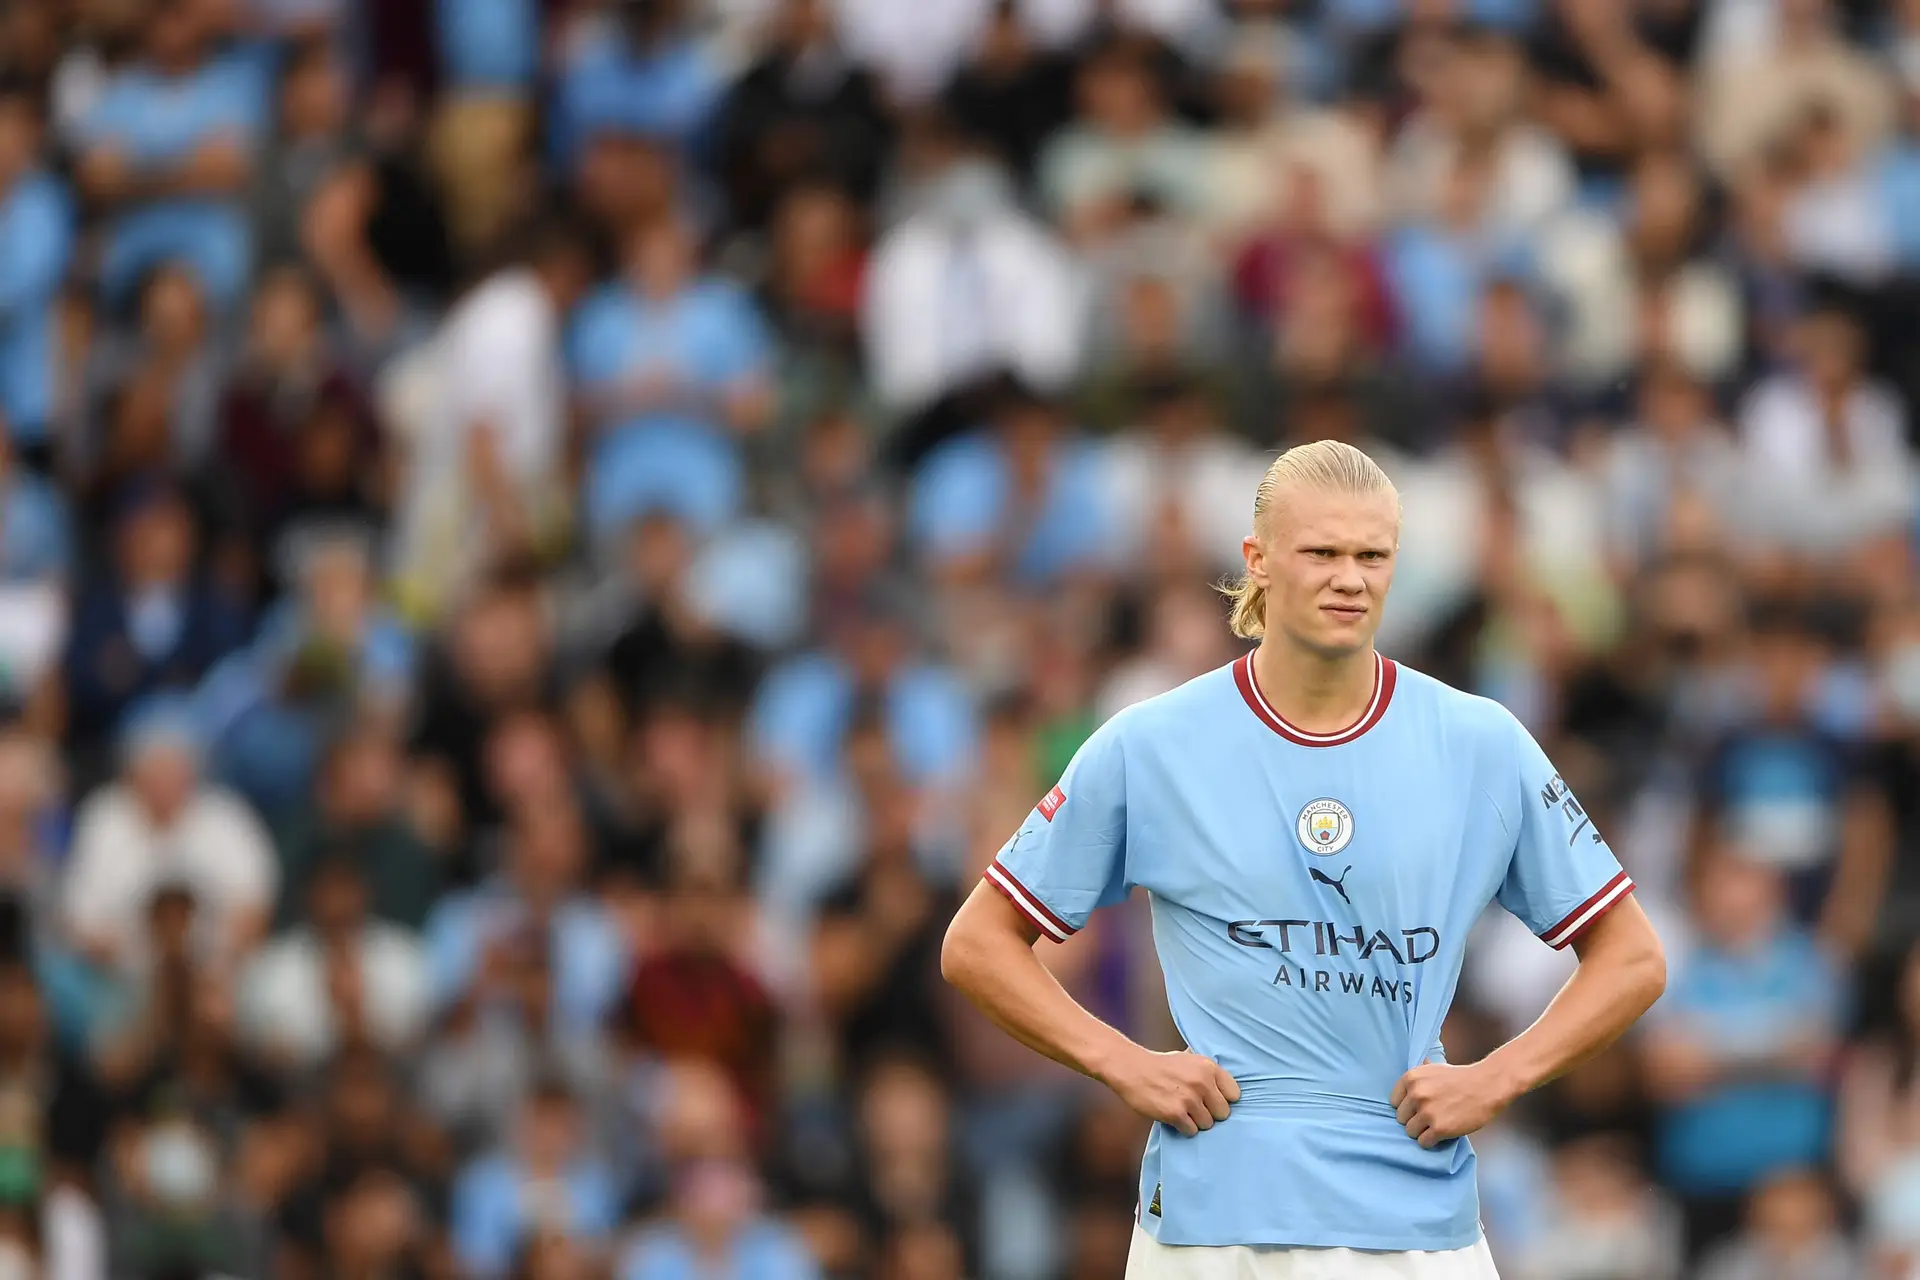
[1076,661,1244,761]
[1385,659,1526,745]
[1108,660,1244,732]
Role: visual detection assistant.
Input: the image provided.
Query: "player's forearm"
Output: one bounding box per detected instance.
[1483,899,1666,1099]
[941,883,1139,1083]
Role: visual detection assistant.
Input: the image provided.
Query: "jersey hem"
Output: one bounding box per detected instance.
[1541,871,1634,949]
[984,859,1077,942]
[1135,1223,1487,1253]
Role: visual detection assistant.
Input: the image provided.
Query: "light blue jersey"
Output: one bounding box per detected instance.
[985,653,1633,1252]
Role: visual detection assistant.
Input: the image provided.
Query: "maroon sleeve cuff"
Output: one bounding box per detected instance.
[1541,871,1635,950]
[983,859,1077,943]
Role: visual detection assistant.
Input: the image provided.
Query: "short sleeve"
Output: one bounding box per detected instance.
[908,437,1001,562]
[984,718,1128,942]
[1494,713,1634,950]
[565,289,628,388]
[77,80,137,151]
[697,284,772,385]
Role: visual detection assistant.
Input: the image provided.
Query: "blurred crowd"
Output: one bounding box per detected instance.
[1,0,1920,1276]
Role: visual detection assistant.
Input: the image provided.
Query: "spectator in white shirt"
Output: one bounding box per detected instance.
[830,0,1217,103]
[1737,300,1918,557]
[1781,101,1898,286]
[236,856,431,1069]
[1101,374,1265,577]
[393,218,596,622]
[1601,362,1746,573]
[60,700,277,974]
[1386,27,1576,244]
[1037,34,1212,241]
[864,130,1085,415]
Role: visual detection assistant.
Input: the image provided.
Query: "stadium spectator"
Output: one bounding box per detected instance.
[272,723,439,930]
[60,702,276,974]
[1737,299,1918,558]
[908,380,1115,588]
[1694,1168,1864,1280]
[76,0,264,311]
[62,482,248,758]
[1645,850,1845,1250]
[0,78,71,464]
[714,0,891,234]
[215,264,380,583]
[394,216,594,619]
[1500,1132,1685,1280]
[570,214,774,543]
[450,1079,621,1279]
[234,855,431,1069]
[425,795,627,1035]
[862,124,1085,416]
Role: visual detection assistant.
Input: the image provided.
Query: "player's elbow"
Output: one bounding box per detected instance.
[941,890,1018,994]
[940,907,986,993]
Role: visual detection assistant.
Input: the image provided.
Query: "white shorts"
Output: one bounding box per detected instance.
[1126,1225,1500,1279]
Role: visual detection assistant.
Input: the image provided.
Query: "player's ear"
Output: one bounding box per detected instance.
[1241,534,1267,585]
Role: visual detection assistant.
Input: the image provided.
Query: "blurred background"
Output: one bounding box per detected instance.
[0,0,1916,1276]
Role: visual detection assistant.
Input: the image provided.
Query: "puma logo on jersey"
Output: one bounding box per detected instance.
[1310,865,1353,906]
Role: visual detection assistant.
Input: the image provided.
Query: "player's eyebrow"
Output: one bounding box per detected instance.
[1293,541,1395,557]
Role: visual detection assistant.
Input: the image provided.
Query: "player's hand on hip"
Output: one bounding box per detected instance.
[1390,1062,1514,1148]
[1104,1048,1241,1137]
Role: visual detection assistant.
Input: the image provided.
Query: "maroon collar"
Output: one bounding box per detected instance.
[1233,650,1397,747]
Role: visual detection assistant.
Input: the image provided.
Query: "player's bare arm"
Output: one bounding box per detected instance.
[941,882,1241,1138]
[1392,893,1666,1148]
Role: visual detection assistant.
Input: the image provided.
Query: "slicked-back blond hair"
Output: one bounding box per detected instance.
[1221,439,1398,641]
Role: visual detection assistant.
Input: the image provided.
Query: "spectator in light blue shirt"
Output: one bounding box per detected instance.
[76,0,266,311]
[438,0,539,92]
[749,583,977,791]
[195,525,414,817]
[1645,848,1844,1204]
[424,797,628,1034]
[0,432,71,586]
[568,217,774,544]
[0,83,71,455]
[620,1158,819,1280]
[452,1081,621,1279]
[908,379,1116,589]
[550,0,724,169]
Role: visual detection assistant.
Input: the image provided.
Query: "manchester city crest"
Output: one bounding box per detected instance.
[1296,798,1354,856]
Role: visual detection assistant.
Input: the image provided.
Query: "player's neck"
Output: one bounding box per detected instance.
[1251,639,1379,736]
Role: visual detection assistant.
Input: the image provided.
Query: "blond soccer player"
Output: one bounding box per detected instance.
[942,440,1665,1278]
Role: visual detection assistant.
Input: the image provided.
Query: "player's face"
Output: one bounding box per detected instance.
[1242,486,1398,658]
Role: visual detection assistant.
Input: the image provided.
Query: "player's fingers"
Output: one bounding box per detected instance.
[1395,1094,1419,1126]
[1165,1107,1198,1138]
[1389,1074,1410,1107]
[1403,1109,1433,1143]
[1201,1080,1231,1122]
[1215,1066,1241,1104]
[1417,1125,1446,1150]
